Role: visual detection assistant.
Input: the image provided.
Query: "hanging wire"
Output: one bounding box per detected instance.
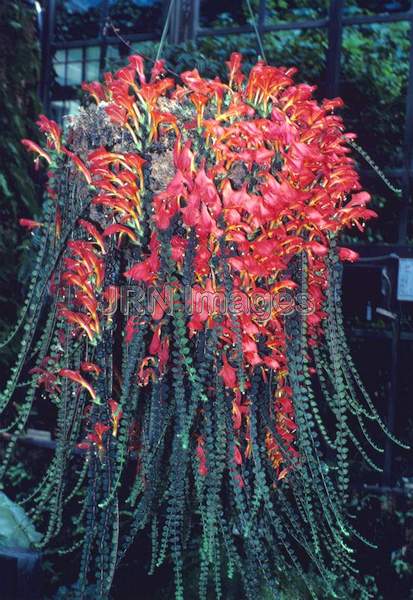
[245,0,267,63]
[106,18,181,80]
[155,0,176,63]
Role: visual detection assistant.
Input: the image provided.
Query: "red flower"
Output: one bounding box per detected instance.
[36,115,62,153]
[226,52,244,88]
[219,353,237,389]
[63,149,92,185]
[21,139,51,165]
[19,218,44,230]
[82,81,106,103]
[59,369,98,401]
[150,59,165,82]
[149,326,161,355]
[78,219,106,254]
[105,103,128,126]
[128,54,146,85]
[80,362,101,376]
[338,247,359,262]
[125,316,141,344]
[85,422,110,456]
[196,436,208,476]
[108,400,123,437]
[58,307,96,342]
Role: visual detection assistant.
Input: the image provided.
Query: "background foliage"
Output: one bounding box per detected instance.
[0,0,41,371]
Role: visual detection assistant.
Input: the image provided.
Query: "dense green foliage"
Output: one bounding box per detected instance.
[0,0,41,369]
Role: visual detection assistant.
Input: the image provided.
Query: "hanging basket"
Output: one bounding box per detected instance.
[2,53,404,599]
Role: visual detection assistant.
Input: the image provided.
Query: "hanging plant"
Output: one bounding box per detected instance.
[0,53,407,599]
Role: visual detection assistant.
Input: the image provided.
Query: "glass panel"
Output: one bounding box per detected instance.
[55,49,66,62]
[343,0,410,17]
[67,47,82,61]
[86,45,100,59]
[108,0,163,35]
[67,100,81,116]
[106,45,120,60]
[85,61,100,81]
[54,0,102,41]
[53,61,66,85]
[340,22,409,244]
[66,61,83,85]
[51,100,81,126]
[50,100,66,124]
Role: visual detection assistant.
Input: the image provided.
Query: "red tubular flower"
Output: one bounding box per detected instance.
[86,422,110,456]
[82,81,106,103]
[62,272,95,300]
[29,366,60,395]
[103,224,138,243]
[105,103,128,126]
[108,400,123,437]
[124,258,158,284]
[124,235,160,284]
[125,315,141,344]
[59,307,96,342]
[78,219,106,254]
[36,115,62,153]
[219,353,237,389]
[226,52,244,88]
[128,54,146,85]
[21,139,51,165]
[196,436,208,476]
[19,218,44,230]
[150,59,165,82]
[80,362,101,376]
[338,247,359,262]
[59,369,97,401]
[149,326,161,355]
[189,93,208,129]
[63,149,92,185]
[149,110,179,141]
[234,445,243,466]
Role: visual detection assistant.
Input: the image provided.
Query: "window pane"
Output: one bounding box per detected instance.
[67,47,82,61]
[55,49,66,62]
[85,61,100,81]
[67,100,81,115]
[66,61,83,85]
[53,61,66,85]
[86,45,100,60]
[106,45,120,60]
